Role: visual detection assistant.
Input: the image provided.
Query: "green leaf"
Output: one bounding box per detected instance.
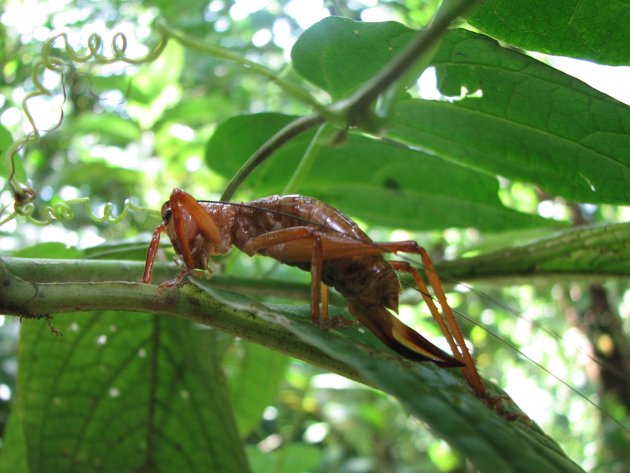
[206,113,553,231]
[91,75,151,104]
[466,0,630,66]
[49,161,141,196]
[292,19,630,204]
[10,312,250,473]
[192,282,584,473]
[229,343,289,437]
[83,238,154,261]
[388,29,630,204]
[127,41,185,127]
[133,41,184,101]
[292,17,415,99]
[0,413,28,473]
[246,443,322,473]
[159,96,240,127]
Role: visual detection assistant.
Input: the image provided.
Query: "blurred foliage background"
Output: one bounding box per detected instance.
[0,0,629,472]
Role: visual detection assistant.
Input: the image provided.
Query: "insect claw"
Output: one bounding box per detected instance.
[157,268,193,292]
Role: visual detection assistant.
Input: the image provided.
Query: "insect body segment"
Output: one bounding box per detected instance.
[143,189,488,400]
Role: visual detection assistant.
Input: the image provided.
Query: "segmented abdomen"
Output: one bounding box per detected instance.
[230,195,400,311]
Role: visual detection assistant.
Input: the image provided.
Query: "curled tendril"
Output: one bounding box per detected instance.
[2,27,169,228]
[0,197,159,227]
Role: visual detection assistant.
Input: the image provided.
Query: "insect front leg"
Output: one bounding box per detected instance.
[143,223,166,284]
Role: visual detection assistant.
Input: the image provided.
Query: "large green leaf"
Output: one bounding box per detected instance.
[205,113,551,231]
[291,19,630,204]
[466,0,630,66]
[0,413,28,473]
[228,342,289,437]
[194,282,584,473]
[388,29,630,204]
[3,312,250,473]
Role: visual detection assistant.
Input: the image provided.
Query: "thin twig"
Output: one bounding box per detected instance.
[220,113,324,201]
[159,22,326,114]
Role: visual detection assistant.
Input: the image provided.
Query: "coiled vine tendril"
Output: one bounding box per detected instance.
[0,197,151,227]
[1,28,168,227]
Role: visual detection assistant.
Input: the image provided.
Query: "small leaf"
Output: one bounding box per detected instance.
[467,0,630,66]
[292,17,415,99]
[11,242,83,259]
[83,238,154,261]
[48,160,141,197]
[133,40,185,100]
[159,96,240,127]
[71,113,142,146]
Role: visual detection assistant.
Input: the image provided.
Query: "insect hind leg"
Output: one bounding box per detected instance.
[383,244,487,399]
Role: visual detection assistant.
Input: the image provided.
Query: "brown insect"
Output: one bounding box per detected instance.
[143,189,490,403]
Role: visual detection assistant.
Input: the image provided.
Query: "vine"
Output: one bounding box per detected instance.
[1,28,168,226]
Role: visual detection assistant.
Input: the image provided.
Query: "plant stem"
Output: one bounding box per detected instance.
[0,256,367,385]
[282,122,334,195]
[220,113,324,201]
[1,256,351,302]
[159,22,326,114]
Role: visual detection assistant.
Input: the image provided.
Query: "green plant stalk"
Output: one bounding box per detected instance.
[220,113,324,201]
[0,256,367,386]
[158,22,326,114]
[282,122,334,195]
[2,256,352,303]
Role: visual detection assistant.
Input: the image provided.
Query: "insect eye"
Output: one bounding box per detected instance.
[163,208,172,224]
